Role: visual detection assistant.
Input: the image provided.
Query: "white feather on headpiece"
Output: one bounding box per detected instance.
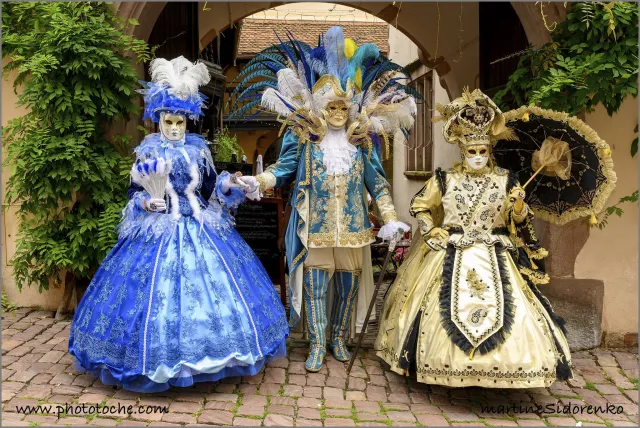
[149,56,210,100]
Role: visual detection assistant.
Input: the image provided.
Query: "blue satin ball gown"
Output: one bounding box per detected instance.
[68,133,288,392]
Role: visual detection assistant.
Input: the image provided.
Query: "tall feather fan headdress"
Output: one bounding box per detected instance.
[227,26,424,160]
[139,56,211,122]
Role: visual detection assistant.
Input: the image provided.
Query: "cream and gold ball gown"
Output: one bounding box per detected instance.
[375,165,573,388]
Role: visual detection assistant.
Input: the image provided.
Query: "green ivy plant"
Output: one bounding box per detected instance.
[495,2,638,116]
[214,128,245,162]
[494,2,638,228]
[2,2,150,292]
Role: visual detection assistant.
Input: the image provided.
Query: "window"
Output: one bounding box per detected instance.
[405,71,434,177]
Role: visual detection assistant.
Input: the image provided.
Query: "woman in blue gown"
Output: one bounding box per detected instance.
[68,56,288,393]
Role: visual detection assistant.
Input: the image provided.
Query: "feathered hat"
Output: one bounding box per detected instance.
[139,56,211,122]
[228,26,421,159]
[435,88,516,147]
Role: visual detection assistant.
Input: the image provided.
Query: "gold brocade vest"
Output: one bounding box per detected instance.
[307,144,375,248]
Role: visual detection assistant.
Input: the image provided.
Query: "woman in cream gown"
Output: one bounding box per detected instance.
[375,89,572,388]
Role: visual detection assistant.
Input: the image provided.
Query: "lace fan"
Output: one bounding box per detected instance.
[131,158,172,201]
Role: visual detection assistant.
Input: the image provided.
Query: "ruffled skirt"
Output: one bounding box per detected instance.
[69,215,288,392]
[375,240,572,388]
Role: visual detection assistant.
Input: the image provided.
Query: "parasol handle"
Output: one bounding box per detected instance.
[522,164,547,190]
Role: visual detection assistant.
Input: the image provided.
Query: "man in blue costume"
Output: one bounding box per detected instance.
[234,27,418,372]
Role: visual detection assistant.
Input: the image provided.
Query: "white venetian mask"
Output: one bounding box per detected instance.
[325,100,349,128]
[463,144,490,171]
[159,112,187,142]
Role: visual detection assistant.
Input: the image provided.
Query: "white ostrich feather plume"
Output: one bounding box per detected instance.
[149,56,210,100]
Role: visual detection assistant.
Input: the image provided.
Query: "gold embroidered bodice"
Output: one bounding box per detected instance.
[410,166,527,249]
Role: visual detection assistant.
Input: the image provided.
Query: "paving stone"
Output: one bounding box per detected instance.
[387,411,415,422]
[283,385,303,397]
[324,399,352,409]
[243,373,264,385]
[233,417,262,426]
[298,397,322,408]
[357,412,388,422]
[326,408,352,417]
[243,395,268,407]
[349,366,368,379]
[356,423,387,427]
[595,383,623,395]
[238,383,258,395]
[264,413,293,426]
[348,377,367,391]
[545,416,576,425]
[173,391,204,403]
[515,420,547,426]
[198,410,233,425]
[481,419,518,426]
[24,415,59,425]
[303,386,322,398]
[288,374,307,386]
[162,412,197,424]
[297,407,322,420]
[354,401,381,413]
[206,392,238,403]
[324,386,345,400]
[623,390,638,404]
[57,416,90,425]
[237,404,265,417]
[259,382,282,396]
[387,392,411,404]
[268,404,295,417]
[295,418,323,426]
[365,385,387,402]
[346,391,367,401]
[441,405,480,422]
[168,401,202,414]
[270,396,295,406]
[215,383,236,393]
[264,367,286,384]
[205,401,236,412]
[368,375,387,387]
[388,383,409,394]
[288,362,307,375]
[325,418,356,426]
[385,403,410,411]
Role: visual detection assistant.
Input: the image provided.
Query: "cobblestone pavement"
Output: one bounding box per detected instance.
[2,309,638,427]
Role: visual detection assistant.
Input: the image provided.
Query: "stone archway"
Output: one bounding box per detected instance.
[115,1,564,100]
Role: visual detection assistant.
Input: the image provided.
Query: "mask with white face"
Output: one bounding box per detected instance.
[463,144,490,171]
[159,112,187,142]
[325,100,349,129]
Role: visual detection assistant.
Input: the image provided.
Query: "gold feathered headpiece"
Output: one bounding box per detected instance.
[435,88,517,147]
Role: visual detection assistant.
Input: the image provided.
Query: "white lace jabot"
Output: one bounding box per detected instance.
[318,126,357,176]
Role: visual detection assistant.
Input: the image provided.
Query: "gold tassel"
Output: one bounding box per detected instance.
[508,216,517,235]
[590,211,598,226]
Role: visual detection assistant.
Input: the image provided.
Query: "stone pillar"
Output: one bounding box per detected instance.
[539,220,605,350]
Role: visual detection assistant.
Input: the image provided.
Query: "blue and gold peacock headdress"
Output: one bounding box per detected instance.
[228,26,421,159]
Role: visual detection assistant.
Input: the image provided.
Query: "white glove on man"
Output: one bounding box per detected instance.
[378,221,410,246]
[145,198,167,212]
[238,176,260,194]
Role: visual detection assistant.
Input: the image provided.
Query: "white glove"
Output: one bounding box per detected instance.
[245,188,262,201]
[238,176,260,194]
[221,174,249,193]
[378,221,410,247]
[145,198,167,212]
